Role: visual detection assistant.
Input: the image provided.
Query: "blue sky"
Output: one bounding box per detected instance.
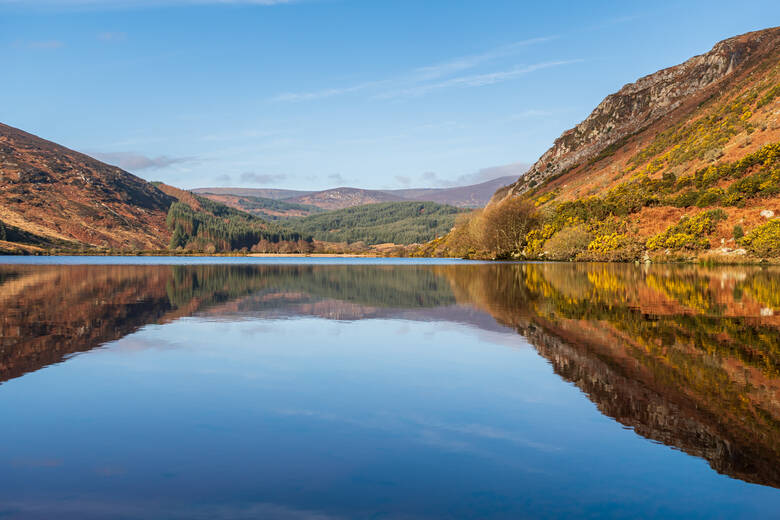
[2,0,778,190]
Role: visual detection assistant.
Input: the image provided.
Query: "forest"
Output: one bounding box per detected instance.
[287,201,463,245]
[166,196,309,253]
[162,194,463,253]
[222,195,323,219]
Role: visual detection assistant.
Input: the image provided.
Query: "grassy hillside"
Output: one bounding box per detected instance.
[289,201,464,245]
[0,122,174,253]
[424,28,780,262]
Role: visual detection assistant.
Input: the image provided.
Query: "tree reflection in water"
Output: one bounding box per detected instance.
[1,261,779,488]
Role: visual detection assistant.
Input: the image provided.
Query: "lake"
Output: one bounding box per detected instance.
[1,258,779,519]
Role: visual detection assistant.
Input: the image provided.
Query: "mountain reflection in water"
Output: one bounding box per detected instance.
[1,261,780,493]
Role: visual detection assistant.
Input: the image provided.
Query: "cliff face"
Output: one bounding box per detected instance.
[0,123,175,250]
[494,27,780,202]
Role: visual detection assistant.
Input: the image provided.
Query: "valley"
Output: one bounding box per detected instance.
[1,28,779,263]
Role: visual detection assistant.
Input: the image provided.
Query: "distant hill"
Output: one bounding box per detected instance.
[194,175,517,212]
[190,193,324,219]
[391,176,518,206]
[0,122,174,252]
[193,187,313,200]
[286,187,406,210]
[430,27,780,260]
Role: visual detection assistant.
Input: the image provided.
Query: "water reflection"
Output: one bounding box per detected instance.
[1,261,780,493]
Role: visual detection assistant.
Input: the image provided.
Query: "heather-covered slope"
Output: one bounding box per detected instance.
[430,27,780,260]
[0,123,175,251]
[495,27,780,202]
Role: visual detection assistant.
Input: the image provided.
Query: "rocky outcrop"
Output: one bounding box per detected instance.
[493,27,780,202]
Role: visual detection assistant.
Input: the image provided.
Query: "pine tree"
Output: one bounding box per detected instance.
[169,225,187,249]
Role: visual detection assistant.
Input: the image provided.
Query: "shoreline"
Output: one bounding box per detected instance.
[246,253,380,258]
[2,246,779,265]
[0,250,778,265]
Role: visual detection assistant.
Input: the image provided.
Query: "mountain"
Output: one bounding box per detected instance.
[0,122,175,252]
[193,175,517,212]
[493,27,779,202]
[432,27,780,260]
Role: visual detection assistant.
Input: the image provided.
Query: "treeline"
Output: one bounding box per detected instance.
[166,197,310,253]
[288,201,463,245]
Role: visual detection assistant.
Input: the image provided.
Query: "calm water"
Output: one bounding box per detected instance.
[1,258,780,519]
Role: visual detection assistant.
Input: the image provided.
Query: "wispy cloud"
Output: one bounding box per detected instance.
[412,36,556,80]
[456,161,530,185]
[398,161,529,189]
[376,60,583,99]
[90,151,190,170]
[271,80,386,102]
[394,175,411,187]
[327,173,347,185]
[240,171,287,184]
[420,171,453,188]
[271,36,568,102]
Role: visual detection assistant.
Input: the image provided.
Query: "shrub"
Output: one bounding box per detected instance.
[741,219,780,257]
[668,190,700,208]
[588,232,631,252]
[442,210,484,257]
[543,225,593,261]
[582,232,642,261]
[703,148,724,163]
[695,187,723,207]
[733,224,744,241]
[479,197,538,258]
[646,209,726,251]
[524,223,558,258]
